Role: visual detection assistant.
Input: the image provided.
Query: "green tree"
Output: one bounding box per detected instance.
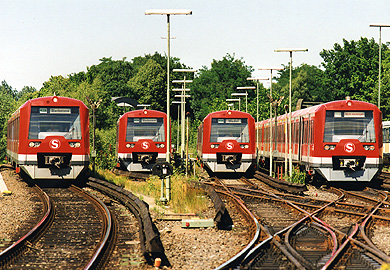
[16,86,37,101]
[190,53,253,121]
[127,59,166,111]
[0,82,17,162]
[381,49,390,120]
[320,37,388,103]
[272,64,326,114]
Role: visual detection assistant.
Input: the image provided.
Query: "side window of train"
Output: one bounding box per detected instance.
[310,120,314,144]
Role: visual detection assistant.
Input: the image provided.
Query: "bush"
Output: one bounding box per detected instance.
[94,127,117,170]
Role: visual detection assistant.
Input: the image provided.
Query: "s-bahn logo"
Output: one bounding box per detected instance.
[49,139,61,150]
[141,141,150,150]
[344,142,355,153]
[225,142,234,150]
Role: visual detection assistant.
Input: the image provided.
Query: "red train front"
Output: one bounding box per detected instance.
[7,96,90,179]
[116,109,169,172]
[197,110,256,175]
[257,99,383,182]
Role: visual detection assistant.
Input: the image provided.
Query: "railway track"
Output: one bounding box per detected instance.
[1,185,114,269]
[202,172,390,269]
[0,175,168,269]
[86,176,168,267]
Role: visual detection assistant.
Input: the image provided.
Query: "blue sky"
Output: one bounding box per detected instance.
[1,0,389,91]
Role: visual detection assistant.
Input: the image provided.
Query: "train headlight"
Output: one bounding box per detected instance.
[126,143,135,148]
[324,145,336,150]
[364,145,375,151]
[69,142,81,148]
[29,141,41,148]
[156,144,165,148]
[240,144,249,149]
[210,144,219,149]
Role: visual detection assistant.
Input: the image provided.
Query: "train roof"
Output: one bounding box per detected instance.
[258,99,379,125]
[9,96,88,121]
[19,96,88,109]
[203,110,255,121]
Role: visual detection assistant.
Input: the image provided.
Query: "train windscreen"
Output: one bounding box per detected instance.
[126,117,165,142]
[28,107,82,140]
[323,111,375,142]
[210,118,249,143]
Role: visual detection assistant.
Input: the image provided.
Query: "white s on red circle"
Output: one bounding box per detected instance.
[49,139,61,150]
[344,142,355,153]
[225,142,234,150]
[141,141,150,150]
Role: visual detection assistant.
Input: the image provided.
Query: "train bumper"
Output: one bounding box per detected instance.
[312,157,382,182]
[16,154,89,179]
[118,153,166,172]
[202,153,255,173]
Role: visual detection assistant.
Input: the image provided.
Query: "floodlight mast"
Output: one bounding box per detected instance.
[274,48,308,178]
[258,67,283,177]
[369,24,390,109]
[172,69,196,166]
[236,86,255,113]
[145,9,192,202]
[247,77,270,173]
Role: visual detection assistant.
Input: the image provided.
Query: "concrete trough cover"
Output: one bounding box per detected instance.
[181,218,214,228]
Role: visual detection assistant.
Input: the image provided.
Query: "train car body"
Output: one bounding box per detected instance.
[383,121,390,165]
[7,96,90,179]
[257,99,383,182]
[116,109,169,172]
[197,110,256,174]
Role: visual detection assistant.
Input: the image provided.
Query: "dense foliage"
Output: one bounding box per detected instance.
[1,38,389,169]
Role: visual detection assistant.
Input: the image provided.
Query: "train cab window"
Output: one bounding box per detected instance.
[126,117,165,142]
[383,126,390,143]
[323,111,375,143]
[210,118,249,143]
[28,107,82,140]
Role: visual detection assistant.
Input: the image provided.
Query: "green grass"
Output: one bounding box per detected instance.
[95,168,210,215]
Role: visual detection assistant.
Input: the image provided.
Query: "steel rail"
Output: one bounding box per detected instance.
[0,185,54,269]
[86,176,168,266]
[359,189,390,259]
[218,184,376,220]
[214,179,315,269]
[321,191,390,269]
[213,179,262,270]
[320,223,360,270]
[235,177,344,268]
[69,185,114,270]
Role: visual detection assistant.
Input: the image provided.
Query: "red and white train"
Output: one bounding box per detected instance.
[197,110,256,175]
[116,109,169,172]
[257,99,383,182]
[7,96,90,179]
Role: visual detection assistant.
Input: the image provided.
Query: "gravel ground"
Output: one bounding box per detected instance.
[3,169,390,269]
[0,169,251,269]
[303,184,340,200]
[150,201,251,269]
[0,169,38,243]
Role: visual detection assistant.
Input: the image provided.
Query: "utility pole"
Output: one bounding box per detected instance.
[86,96,102,175]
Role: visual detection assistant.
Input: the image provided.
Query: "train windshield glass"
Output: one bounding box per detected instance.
[126,118,165,142]
[28,107,82,140]
[210,118,249,143]
[323,111,375,142]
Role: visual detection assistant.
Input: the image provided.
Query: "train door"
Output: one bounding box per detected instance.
[298,116,304,161]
